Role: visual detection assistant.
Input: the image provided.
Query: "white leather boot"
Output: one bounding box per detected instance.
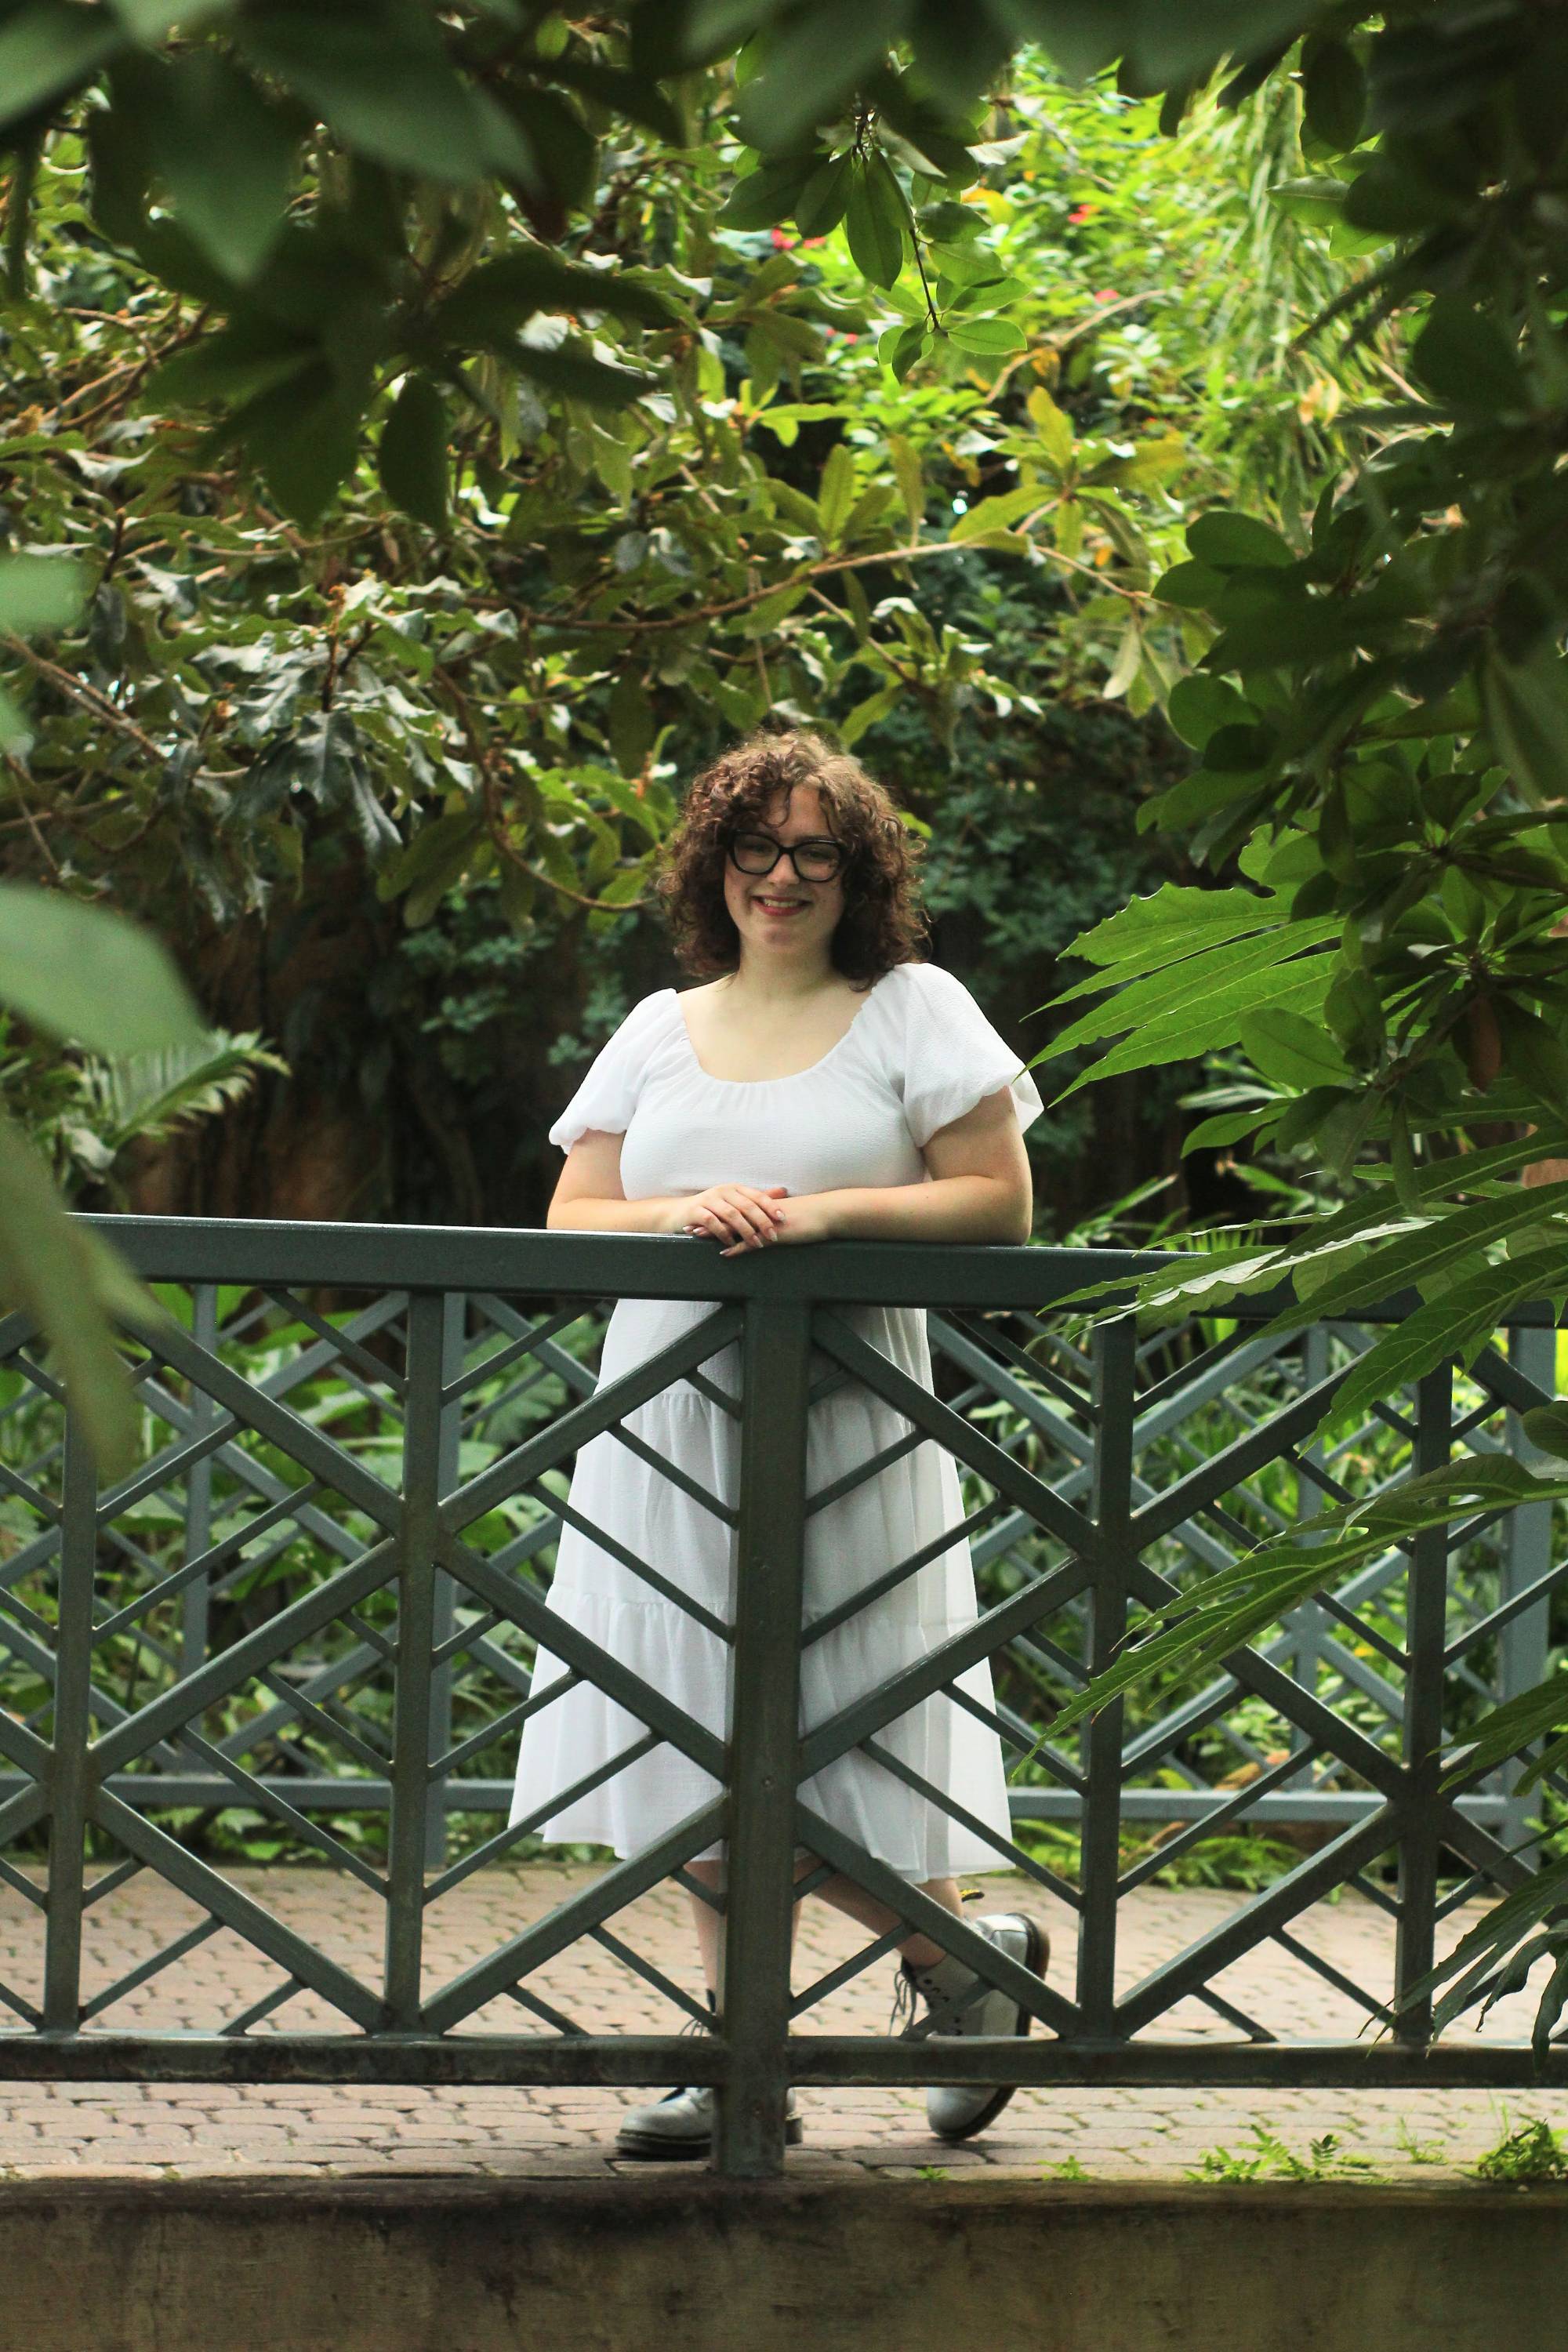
[892,1912,1050,2143]
[614,2080,803,2159]
[615,1994,803,2159]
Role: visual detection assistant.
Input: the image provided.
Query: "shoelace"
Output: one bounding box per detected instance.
[887,1964,919,2038]
[649,1999,717,2109]
[888,1951,993,2039]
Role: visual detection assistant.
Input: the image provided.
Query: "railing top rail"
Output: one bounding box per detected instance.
[70,1214,1567,1328]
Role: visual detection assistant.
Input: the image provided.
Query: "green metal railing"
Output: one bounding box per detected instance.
[0,1218,1563,2177]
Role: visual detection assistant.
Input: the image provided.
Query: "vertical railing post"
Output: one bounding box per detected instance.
[1287,1327,1330,1791]
[45,1407,100,2035]
[180,1283,217,1689]
[1393,1363,1453,2045]
[423,1291,465,1871]
[1499,1325,1556,1858]
[1077,1316,1135,2041]
[712,1294,811,2179]
[384,1290,446,2030]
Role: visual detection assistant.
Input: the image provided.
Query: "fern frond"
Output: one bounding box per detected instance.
[77,1029,289,1149]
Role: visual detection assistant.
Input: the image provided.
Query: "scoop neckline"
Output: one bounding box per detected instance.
[669,968,896,1087]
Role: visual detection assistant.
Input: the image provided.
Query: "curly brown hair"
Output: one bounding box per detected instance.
[654,728,927,986]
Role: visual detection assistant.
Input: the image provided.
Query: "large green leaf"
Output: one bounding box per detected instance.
[794,151,853,237]
[1480,642,1568,806]
[844,154,906,289]
[0,2,121,128]
[1053,957,1332,1096]
[817,442,856,540]
[1125,0,1317,87]
[235,365,365,524]
[0,553,85,634]
[0,1112,171,1479]
[1049,918,1338,1055]
[1265,1178,1568,1328]
[0,553,87,742]
[946,313,1027,354]
[1053,883,1303,1000]
[992,1,1129,86]
[147,316,315,408]
[949,485,1046,543]
[1412,296,1529,414]
[1236,1008,1352,1090]
[237,0,528,183]
[1185,510,1296,570]
[1054,1451,1568,1740]
[144,53,297,282]
[431,249,680,340]
[1166,676,1254,750]
[733,0,910,151]
[378,376,449,531]
[1300,34,1365,151]
[0,885,205,1055]
[1323,1243,1568,1428]
[716,152,819,230]
[511,340,658,408]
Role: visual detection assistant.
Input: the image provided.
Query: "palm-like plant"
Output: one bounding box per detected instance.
[49,1030,289,1206]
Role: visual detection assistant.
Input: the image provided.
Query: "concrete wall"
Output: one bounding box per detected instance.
[3,2176,1561,2352]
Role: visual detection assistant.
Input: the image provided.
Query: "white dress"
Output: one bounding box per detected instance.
[508,960,1044,1880]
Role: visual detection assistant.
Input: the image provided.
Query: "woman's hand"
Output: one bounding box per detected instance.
[766,1192,837,1249]
[681,1183,788,1253]
[689,1189,840,1256]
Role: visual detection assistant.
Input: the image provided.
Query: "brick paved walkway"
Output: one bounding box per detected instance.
[1,1864,1560,2182]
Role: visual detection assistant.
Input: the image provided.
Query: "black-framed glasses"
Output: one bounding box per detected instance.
[727,829,848,884]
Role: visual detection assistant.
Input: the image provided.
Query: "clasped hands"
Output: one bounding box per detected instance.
[678,1182,837,1256]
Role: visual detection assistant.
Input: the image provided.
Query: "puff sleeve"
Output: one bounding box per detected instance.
[547,993,668,1153]
[896,963,1044,1150]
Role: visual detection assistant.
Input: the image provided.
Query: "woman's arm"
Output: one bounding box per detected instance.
[779,1087,1033,1249]
[547,1131,689,1235]
[549,1131,789,1249]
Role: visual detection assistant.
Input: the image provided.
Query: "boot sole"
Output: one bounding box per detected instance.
[615,2114,804,2161]
[931,1914,1051,2145]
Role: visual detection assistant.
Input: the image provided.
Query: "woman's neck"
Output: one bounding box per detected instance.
[720,953,844,1007]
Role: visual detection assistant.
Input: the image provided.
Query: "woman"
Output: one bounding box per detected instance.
[510,728,1049,2158]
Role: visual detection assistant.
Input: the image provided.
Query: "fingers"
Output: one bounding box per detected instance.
[685,1185,786,1252]
[725,1189,781,1247]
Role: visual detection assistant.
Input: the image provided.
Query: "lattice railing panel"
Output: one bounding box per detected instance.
[1,1221,1563,2180]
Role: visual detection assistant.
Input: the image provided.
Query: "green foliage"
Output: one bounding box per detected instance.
[1472,2117,1568,2186]
[1187,2124,1380,2183]
[31,1024,290,1203]
[1036,1,1568,2022]
[2,45,1372,1262]
[0,880,209,1054]
[0,562,205,1474]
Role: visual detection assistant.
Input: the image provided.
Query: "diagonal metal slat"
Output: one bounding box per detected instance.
[89,1787,384,2031]
[422,1797,727,2033]
[813,1309,1105,1563]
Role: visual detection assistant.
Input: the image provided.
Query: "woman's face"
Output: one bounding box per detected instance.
[721,784,847,971]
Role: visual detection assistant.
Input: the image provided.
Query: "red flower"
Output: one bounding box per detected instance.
[771,227,797,249]
[1068,203,1095,224]
[1093,289,1117,303]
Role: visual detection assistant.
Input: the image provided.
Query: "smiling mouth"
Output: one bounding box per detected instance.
[753,896,808,912]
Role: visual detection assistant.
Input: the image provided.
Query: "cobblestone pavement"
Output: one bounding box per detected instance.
[0,1863,1560,2182]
